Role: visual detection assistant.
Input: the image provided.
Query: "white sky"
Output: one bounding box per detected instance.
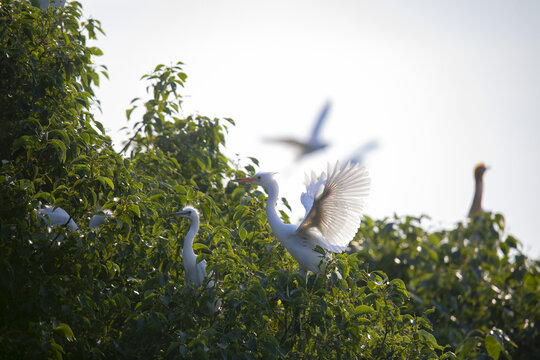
[80,0,540,258]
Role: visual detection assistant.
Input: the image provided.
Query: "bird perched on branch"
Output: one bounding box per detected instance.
[468,163,489,218]
[170,206,208,287]
[37,206,111,231]
[264,101,331,160]
[37,206,79,232]
[233,161,370,275]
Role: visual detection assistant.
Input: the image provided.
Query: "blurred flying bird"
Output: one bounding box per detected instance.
[264,101,331,160]
[170,206,208,287]
[468,163,489,217]
[233,161,370,275]
[345,139,380,168]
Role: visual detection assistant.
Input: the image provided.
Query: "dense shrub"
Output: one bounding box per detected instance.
[354,214,540,359]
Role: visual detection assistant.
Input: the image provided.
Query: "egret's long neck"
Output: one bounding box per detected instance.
[264,180,284,233]
[183,217,199,265]
[469,176,483,216]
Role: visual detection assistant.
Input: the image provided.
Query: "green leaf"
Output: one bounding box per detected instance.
[128,204,141,217]
[89,46,103,56]
[485,334,501,360]
[418,330,439,349]
[55,323,75,342]
[193,243,208,251]
[49,341,65,360]
[49,139,67,163]
[94,120,106,134]
[97,176,114,190]
[35,192,53,203]
[239,227,247,241]
[49,129,70,143]
[355,305,374,315]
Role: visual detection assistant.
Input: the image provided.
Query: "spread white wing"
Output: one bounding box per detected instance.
[300,170,327,217]
[297,161,370,252]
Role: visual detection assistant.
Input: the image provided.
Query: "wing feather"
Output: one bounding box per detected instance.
[309,101,331,143]
[300,170,326,217]
[264,137,306,149]
[297,161,370,252]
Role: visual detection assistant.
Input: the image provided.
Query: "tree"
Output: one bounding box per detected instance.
[1,1,538,359]
[354,213,540,359]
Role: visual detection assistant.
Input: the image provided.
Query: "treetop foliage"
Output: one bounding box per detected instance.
[1,1,538,359]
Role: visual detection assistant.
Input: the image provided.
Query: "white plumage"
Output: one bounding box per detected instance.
[37,206,110,231]
[37,206,79,232]
[233,161,370,274]
[88,212,111,230]
[171,206,208,287]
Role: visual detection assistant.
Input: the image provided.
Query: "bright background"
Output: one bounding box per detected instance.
[79,0,540,258]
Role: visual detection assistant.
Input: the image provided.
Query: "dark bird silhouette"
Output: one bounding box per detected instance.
[264,101,331,160]
[468,163,489,217]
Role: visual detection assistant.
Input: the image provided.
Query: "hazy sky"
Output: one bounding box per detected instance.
[80,0,540,258]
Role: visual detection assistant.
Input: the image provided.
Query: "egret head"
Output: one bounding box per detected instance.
[170,205,199,221]
[232,172,277,188]
[474,163,489,180]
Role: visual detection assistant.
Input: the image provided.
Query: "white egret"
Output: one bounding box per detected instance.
[264,101,331,160]
[37,206,79,232]
[233,161,370,274]
[170,206,208,287]
[468,163,489,217]
[37,206,111,230]
[88,211,112,229]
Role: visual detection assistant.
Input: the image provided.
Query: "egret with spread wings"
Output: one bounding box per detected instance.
[264,101,331,160]
[233,161,370,274]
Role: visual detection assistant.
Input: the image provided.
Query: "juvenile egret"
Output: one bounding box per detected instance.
[233,161,370,274]
[468,163,489,217]
[170,206,208,287]
[264,101,331,160]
